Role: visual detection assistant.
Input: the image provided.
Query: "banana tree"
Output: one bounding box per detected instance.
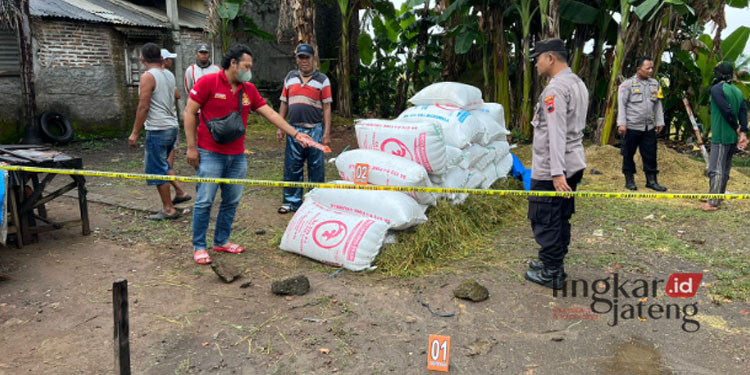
[538,0,560,38]
[277,0,320,68]
[336,0,356,117]
[215,0,244,53]
[598,0,631,145]
[513,0,539,137]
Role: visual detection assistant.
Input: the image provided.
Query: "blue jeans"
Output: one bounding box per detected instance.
[192,148,247,250]
[283,124,325,210]
[144,128,177,186]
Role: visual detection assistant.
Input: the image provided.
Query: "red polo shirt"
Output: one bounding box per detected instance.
[189,70,267,155]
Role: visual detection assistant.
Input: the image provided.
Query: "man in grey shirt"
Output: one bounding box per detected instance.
[617,56,667,192]
[128,43,181,220]
[525,38,588,290]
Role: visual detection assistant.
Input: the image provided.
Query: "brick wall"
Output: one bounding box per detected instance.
[36,21,113,68]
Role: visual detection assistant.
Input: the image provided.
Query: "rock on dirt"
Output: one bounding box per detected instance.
[272,275,310,296]
[210,262,241,283]
[453,279,489,302]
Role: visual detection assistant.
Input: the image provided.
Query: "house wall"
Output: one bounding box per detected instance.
[32,19,132,137]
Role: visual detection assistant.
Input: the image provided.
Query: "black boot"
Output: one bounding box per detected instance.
[645,173,667,192]
[624,173,637,190]
[529,260,567,279]
[525,265,566,289]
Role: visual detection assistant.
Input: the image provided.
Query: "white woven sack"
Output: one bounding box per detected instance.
[485,140,511,163]
[397,105,482,148]
[280,201,390,271]
[479,153,514,189]
[335,149,436,206]
[458,144,490,170]
[471,111,508,145]
[355,119,447,174]
[408,82,484,110]
[305,181,428,230]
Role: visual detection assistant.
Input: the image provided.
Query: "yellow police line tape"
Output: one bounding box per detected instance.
[0,164,746,200]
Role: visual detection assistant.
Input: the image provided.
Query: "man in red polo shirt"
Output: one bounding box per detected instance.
[184,44,315,265]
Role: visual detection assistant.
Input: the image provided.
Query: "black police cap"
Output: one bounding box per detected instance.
[530,38,567,59]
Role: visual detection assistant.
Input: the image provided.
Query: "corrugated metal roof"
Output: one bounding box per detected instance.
[30,0,106,23]
[30,0,206,30]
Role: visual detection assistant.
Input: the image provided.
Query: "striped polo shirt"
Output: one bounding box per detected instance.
[280,70,333,127]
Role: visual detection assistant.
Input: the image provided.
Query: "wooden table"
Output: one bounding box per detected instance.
[1,145,90,248]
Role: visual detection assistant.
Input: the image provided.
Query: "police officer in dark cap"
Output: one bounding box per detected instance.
[525,38,589,289]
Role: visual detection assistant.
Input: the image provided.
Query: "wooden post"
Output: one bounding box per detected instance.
[165,0,185,120]
[16,0,41,144]
[113,279,131,375]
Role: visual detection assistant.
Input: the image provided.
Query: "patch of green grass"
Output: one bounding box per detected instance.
[375,178,526,277]
[575,197,750,301]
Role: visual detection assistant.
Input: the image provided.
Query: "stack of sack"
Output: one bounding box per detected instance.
[280,82,512,271]
[396,82,513,204]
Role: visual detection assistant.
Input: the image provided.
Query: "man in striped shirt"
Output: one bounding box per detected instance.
[276,44,333,214]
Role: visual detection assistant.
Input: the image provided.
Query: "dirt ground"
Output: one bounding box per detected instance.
[2,122,750,374]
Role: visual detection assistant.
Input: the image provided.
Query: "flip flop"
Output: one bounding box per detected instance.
[212,242,244,254]
[193,250,212,265]
[148,210,180,220]
[172,195,192,205]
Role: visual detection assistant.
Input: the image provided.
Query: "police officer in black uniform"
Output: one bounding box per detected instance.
[525,39,589,289]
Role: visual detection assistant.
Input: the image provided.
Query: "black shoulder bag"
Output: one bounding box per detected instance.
[201,87,246,144]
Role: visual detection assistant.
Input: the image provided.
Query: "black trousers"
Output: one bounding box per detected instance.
[528,170,584,268]
[621,128,658,175]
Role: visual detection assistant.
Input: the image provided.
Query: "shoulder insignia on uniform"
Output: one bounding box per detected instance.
[544,95,555,113]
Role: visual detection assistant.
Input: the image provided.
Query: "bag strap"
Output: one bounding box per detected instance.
[236,85,244,112]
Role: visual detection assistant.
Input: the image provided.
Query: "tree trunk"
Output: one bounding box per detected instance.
[492,8,511,126]
[413,1,430,91]
[336,2,352,117]
[598,0,631,146]
[293,0,320,68]
[348,2,359,115]
[16,0,39,144]
[547,0,560,38]
[521,36,533,137]
[440,0,459,81]
[587,13,611,95]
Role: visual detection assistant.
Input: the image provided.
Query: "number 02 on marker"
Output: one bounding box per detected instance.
[427,335,450,372]
[353,163,369,185]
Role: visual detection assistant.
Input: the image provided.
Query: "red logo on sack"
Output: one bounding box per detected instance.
[665,273,702,298]
[381,138,414,160]
[313,221,348,249]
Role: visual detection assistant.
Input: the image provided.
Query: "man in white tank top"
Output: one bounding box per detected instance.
[128,43,181,220]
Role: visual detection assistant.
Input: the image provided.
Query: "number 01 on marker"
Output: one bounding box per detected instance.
[427,334,450,372]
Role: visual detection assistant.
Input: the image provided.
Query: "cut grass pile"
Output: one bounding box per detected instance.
[375,178,527,277]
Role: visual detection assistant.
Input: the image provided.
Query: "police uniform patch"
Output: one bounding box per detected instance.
[544,95,555,113]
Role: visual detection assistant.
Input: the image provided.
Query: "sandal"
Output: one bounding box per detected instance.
[212,242,244,254]
[278,205,292,214]
[172,195,192,205]
[148,210,180,220]
[193,250,212,264]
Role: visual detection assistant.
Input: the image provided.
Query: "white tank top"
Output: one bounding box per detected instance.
[143,68,178,131]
